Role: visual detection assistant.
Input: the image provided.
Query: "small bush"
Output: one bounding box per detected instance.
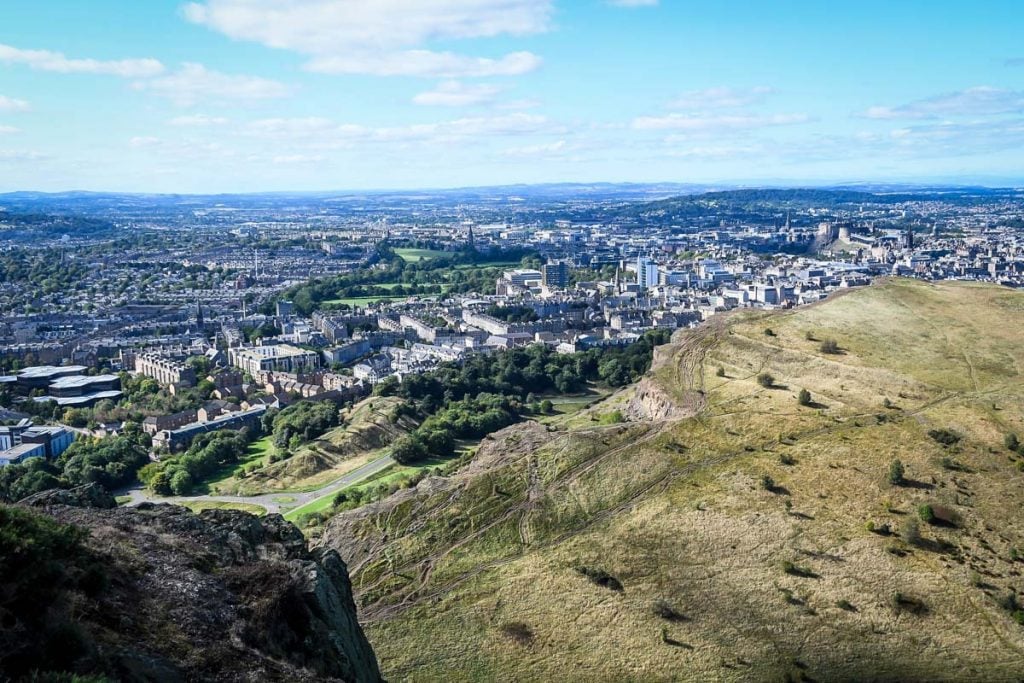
[757,373,775,388]
[764,328,776,337]
[882,397,893,409]
[819,339,840,354]
[918,504,935,524]
[836,599,856,612]
[902,518,922,546]
[797,389,812,406]
[928,429,962,447]
[499,622,535,645]
[715,366,726,377]
[892,592,928,615]
[805,331,817,341]
[576,566,623,592]
[1005,433,1020,452]
[760,474,776,491]
[652,599,687,622]
[888,459,906,486]
[779,453,796,466]
[781,560,817,578]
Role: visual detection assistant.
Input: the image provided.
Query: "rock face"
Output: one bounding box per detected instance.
[18,488,382,683]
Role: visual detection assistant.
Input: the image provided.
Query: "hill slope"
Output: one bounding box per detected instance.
[320,279,1024,682]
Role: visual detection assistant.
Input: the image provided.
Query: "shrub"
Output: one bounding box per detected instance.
[781,560,817,578]
[757,373,775,388]
[901,518,922,546]
[888,459,905,486]
[928,429,962,447]
[652,599,687,622]
[764,328,776,337]
[892,592,928,615]
[882,397,893,409]
[918,504,935,524]
[760,474,776,491]
[779,453,796,466]
[576,566,623,592]
[836,599,856,612]
[1005,433,1020,452]
[797,389,812,406]
[819,339,840,354]
[805,331,816,341]
[715,366,726,377]
[499,622,534,645]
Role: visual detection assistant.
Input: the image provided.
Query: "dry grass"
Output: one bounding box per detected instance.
[321,279,1024,682]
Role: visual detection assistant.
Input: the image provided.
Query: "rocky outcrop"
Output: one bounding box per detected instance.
[20,482,117,509]
[12,491,382,683]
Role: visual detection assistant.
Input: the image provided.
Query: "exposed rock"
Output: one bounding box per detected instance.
[19,482,117,509]
[10,498,382,683]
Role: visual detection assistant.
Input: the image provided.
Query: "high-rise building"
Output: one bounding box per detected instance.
[542,260,569,289]
[637,257,659,291]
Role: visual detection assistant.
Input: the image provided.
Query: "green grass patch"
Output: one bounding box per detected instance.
[395,248,451,262]
[199,435,275,494]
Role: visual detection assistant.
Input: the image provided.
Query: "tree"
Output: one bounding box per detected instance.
[798,388,812,406]
[540,399,554,414]
[169,469,193,495]
[888,459,906,486]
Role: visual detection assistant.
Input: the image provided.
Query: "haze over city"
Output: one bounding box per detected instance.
[3,0,1024,192]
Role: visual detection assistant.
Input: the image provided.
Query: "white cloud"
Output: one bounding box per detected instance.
[413,80,500,106]
[0,96,30,113]
[0,43,164,78]
[863,86,1024,119]
[0,150,48,162]
[132,63,291,106]
[632,112,809,131]
[242,112,556,146]
[183,0,549,77]
[0,125,20,135]
[129,136,162,148]
[501,139,567,156]
[168,114,230,126]
[608,0,658,7]
[669,86,774,110]
[306,50,541,78]
[272,154,325,164]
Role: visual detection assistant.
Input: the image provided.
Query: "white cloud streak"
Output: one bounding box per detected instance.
[0,43,164,78]
[669,86,774,110]
[863,86,1024,119]
[0,96,31,113]
[183,0,550,77]
[132,63,291,106]
[413,80,501,106]
[632,112,810,131]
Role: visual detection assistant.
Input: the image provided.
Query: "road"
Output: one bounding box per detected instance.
[120,454,396,515]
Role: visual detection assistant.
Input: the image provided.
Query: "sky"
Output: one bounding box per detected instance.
[1,0,1024,193]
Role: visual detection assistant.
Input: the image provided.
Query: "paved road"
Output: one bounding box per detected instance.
[120,454,396,515]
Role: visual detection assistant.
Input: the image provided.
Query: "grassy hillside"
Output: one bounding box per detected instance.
[321,279,1024,682]
[216,396,415,496]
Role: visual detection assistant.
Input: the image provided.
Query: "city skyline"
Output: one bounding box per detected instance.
[3,0,1024,193]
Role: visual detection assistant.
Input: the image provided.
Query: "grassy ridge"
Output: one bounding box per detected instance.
[321,279,1024,681]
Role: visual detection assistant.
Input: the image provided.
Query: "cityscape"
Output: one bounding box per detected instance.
[3,2,1024,682]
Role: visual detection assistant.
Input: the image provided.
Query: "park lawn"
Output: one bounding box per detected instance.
[284,451,466,523]
[394,247,450,262]
[179,500,267,516]
[205,436,275,494]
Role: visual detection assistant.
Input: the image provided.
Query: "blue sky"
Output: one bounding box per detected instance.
[1,0,1023,192]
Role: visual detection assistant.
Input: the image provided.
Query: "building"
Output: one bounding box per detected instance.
[0,419,76,464]
[134,352,197,388]
[48,374,122,398]
[542,260,570,289]
[276,300,295,317]
[14,365,88,394]
[142,410,199,436]
[637,257,659,291]
[152,405,268,452]
[229,343,320,376]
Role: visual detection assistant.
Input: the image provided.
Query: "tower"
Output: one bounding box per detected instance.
[196,296,204,327]
[466,223,476,251]
[906,227,914,250]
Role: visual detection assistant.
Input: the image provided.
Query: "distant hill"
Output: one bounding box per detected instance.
[321,279,1024,681]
